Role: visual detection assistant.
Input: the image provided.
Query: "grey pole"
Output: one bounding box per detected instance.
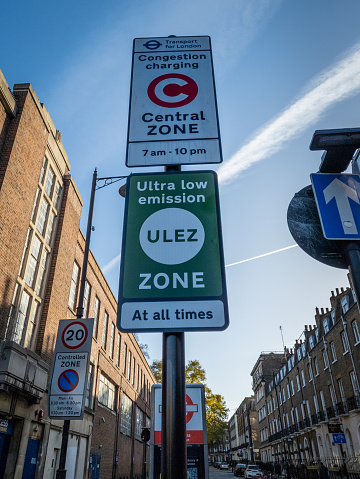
[56,168,97,479]
[161,164,187,479]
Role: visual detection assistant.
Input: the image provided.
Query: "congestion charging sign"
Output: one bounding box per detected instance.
[126,36,222,167]
[117,170,229,332]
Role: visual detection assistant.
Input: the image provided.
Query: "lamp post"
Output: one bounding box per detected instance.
[56,169,126,479]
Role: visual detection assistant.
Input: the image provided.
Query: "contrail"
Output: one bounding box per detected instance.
[217,42,360,185]
[225,244,298,268]
[102,254,121,273]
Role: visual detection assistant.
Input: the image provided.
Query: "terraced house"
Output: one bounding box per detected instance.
[251,282,360,473]
[0,69,155,479]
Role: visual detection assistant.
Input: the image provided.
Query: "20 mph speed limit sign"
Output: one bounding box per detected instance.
[126,36,222,167]
[49,318,94,420]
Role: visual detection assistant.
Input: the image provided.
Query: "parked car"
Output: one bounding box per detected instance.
[234,463,247,476]
[219,462,229,470]
[245,465,262,479]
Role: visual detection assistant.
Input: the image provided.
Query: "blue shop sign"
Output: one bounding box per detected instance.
[0,417,14,435]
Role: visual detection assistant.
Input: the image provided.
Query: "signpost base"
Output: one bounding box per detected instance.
[161,332,187,479]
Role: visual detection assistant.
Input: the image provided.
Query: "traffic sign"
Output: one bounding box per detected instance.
[49,318,94,420]
[117,171,229,332]
[287,185,347,269]
[311,173,360,240]
[58,369,79,392]
[332,433,346,444]
[61,321,88,349]
[152,384,205,445]
[126,36,222,167]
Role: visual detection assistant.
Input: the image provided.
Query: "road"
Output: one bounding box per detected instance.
[209,465,235,479]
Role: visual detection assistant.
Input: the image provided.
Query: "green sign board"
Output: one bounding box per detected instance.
[117,170,229,332]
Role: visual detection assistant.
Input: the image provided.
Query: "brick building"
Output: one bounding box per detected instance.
[0,69,156,478]
[251,282,360,471]
[228,396,259,464]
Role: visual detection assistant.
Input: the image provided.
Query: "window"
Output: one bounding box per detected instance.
[322,349,329,369]
[314,357,319,376]
[350,371,360,397]
[101,311,108,349]
[24,301,39,349]
[85,363,94,409]
[83,281,91,318]
[13,290,31,344]
[309,335,315,349]
[93,296,100,338]
[137,364,140,390]
[329,384,337,409]
[123,344,128,375]
[323,318,329,334]
[341,331,350,353]
[116,333,121,367]
[341,295,349,314]
[319,391,327,419]
[329,341,337,362]
[297,348,302,361]
[308,363,313,381]
[352,320,360,344]
[31,188,40,222]
[282,389,286,403]
[54,182,62,210]
[135,406,143,440]
[39,157,47,184]
[313,395,319,414]
[98,373,115,410]
[45,211,56,245]
[25,236,42,288]
[291,380,295,396]
[132,357,136,385]
[68,262,79,310]
[127,350,132,380]
[287,383,290,399]
[44,166,55,197]
[109,323,115,359]
[338,379,346,404]
[301,369,306,387]
[36,249,48,297]
[36,197,49,236]
[120,393,133,436]
[296,375,301,391]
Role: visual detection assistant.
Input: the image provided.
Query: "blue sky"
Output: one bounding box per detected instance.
[3,0,360,414]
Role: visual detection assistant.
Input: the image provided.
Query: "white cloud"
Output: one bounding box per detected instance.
[217,42,360,185]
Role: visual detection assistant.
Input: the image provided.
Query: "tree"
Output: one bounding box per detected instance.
[150,358,228,444]
[133,333,150,360]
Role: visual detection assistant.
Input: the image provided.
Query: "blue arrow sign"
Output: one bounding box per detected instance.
[332,433,346,444]
[311,173,360,240]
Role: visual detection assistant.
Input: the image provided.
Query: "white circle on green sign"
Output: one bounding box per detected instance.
[139,208,205,265]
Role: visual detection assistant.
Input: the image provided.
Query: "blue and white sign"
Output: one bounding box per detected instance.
[332,433,346,444]
[311,173,360,240]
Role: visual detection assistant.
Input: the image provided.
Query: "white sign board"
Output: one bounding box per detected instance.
[127,36,222,167]
[49,319,94,420]
[152,384,205,444]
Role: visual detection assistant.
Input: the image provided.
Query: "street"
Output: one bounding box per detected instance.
[209,465,235,478]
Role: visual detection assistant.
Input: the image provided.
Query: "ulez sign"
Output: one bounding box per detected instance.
[117,170,229,332]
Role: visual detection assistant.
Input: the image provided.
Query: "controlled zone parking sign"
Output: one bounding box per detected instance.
[117,170,229,333]
[126,35,222,167]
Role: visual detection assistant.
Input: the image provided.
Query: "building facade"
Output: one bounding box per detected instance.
[0,70,156,479]
[228,396,259,465]
[251,283,360,472]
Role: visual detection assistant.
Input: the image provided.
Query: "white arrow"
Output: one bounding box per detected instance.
[323,178,360,234]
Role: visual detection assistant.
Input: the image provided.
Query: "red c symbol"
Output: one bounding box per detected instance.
[147,74,198,108]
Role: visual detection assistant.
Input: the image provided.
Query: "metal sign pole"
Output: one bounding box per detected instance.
[161,332,186,479]
[161,164,187,479]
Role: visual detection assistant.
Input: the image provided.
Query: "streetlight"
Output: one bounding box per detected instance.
[56,168,126,479]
